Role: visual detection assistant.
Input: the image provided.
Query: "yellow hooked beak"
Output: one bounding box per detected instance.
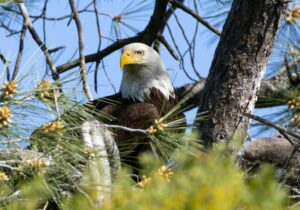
[120,50,141,70]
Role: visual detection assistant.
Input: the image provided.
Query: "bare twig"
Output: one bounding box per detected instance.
[94,62,100,93]
[12,23,26,80]
[0,53,10,81]
[188,0,201,80]
[101,61,117,93]
[93,0,102,51]
[278,131,297,146]
[0,18,17,35]
[153,0,184,53]
[169,0,222,36]
[41,0,49,74]
[172,11,202,79]
[245,113,300,141]
[105,124,147,135]
[68,0,93,101]
[157,34,179,60]
[48,46,65,54]
[166,23,197,81]
[279,145,298,180]
[18,3,60,81]
[2,190,22,204]
[93,0,102,93]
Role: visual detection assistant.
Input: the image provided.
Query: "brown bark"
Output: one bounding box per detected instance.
[241,137,300,168]
[239,137,300,186]
[197,0,288,147]
[256,70,291,108]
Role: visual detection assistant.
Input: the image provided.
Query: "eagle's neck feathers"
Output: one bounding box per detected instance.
[120,67,174,102]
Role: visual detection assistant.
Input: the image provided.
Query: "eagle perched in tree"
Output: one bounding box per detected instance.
[31,43,185,174]
[91,43,184,171]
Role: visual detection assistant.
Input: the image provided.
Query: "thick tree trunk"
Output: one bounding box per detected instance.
[197,0,288,147]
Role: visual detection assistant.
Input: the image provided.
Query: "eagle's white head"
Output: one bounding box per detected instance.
[120,43,174,102]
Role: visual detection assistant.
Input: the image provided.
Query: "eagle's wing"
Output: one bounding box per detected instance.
[91,94,160,140]
[90,95,161,173]
[89,92,123,110]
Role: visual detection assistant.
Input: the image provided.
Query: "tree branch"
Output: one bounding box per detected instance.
[240,137,300,168]
[12,22,26,80]
[57,0,169,74]
[245,113,300,142]
[0,53,10,81]
[68,0,93,101]
[157,34,179,60]
[18,3,60,81]
[169,0,221,36]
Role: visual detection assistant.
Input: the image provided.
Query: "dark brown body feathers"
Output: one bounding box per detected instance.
[90,88,184,171]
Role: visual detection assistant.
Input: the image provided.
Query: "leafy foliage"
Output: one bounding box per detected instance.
[99,146,290,210]
[0,142,292,210]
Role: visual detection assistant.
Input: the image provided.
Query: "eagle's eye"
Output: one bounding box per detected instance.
[135,50,144,56]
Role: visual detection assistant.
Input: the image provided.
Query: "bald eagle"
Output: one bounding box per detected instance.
[30,43,185,174]
[90,43,184,171]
